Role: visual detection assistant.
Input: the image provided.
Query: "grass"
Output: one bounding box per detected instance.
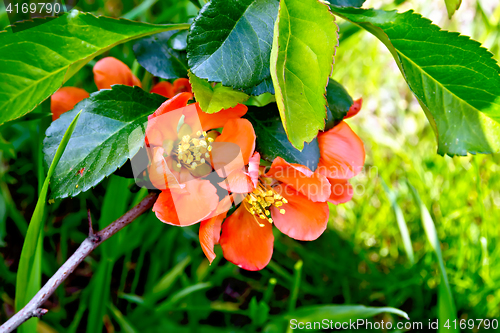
[1,0,500,332]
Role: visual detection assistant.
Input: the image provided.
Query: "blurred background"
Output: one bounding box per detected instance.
[1,0,499,332]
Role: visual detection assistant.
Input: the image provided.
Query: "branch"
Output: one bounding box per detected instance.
[0,192,159,333]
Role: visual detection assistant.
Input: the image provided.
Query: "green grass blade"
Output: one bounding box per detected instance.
[409,183,458,333]
[15,111,81,331]
[109,304,139,333]
[151,256,191,297]
[155,282,213,312]
[288,260,303,312]
[381,179,415,265]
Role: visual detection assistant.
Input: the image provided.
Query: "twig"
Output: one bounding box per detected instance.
[0,192,159,333]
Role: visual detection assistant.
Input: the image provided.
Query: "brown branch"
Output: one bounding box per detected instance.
[0,192,159,333]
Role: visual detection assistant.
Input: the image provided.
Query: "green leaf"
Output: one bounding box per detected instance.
[245,104,320,170]
[189,71,249,113]
[409,184,458,332]
[187,0,279,89]
[444,0,462,18]
[326,0,365,7]
[325,79,353,131]
[244,77,275,96]
[43,85,166,199]
[15,111,81,331]
[329,7,500,156]
[133,31,189,80]
[0,10,188,125]
[285,304,409,322]
[270,0,338,150]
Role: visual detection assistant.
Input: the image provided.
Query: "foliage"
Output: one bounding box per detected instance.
[44,86,165,199]
[330,6,500,156]
[270,0,338,150]
[0,11,187,125]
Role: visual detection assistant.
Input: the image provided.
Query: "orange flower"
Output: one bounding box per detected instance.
[145,92,250,227]
[50,87,89,121]
[317,116,365,205]
[202,108,366,270]
[150,78,192,98]
[93,57,142,90]
[212,152,331,270]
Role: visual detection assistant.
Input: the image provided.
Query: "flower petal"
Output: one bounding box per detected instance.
[50,87,89,121]
[194,104,248,131]
[153,179,218,226]
[271,184,329,241]
[328,178,353,205]
[199,195,233,263]
[173,78,192,94]
[266,157,331,202]
[218,170,253,193]
[210,141,246,179]
[199,213,225,264]
[215,118,255,165]
[345,98,362,119]
[147,147,182,190]
[145,93,194,146]
[93,57,142,90]
[220,205,274,271]
[247,152,260,189]
[317,121,365,179]
[148,92,193,120]
[150,81,175,98]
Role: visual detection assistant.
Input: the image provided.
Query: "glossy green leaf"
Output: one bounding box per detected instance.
[187,0,279,89]
[409,184,458,332]
[133,31,188,80]
[325,79,353,131]
[15,111,81,331]
[326,0,365,7]
[0,10,188,125]
[270,0,338,150]
[444,0,462,18]
[330,7,500,156]
[245,104,320,170]
[244,77,275,96]
[43,86,166,199]
[189,72,249,113]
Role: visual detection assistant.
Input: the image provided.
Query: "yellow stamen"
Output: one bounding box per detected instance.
[243,183,288,223]
[173,128,214,170]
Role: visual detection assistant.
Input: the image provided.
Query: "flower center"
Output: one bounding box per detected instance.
[243,183,288,226]
[174,130,213,170]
